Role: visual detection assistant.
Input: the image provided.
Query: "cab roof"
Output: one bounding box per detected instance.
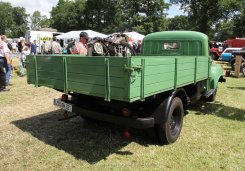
[144,31,208,42]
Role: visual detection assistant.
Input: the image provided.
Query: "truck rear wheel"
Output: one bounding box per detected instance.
[157,97,184,144]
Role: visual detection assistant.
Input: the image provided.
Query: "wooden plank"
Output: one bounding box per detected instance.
[67,65,125,77]
[177,57,195,63]
[37,70,64,80]
[67,73,125,88]
[67,82,125,99]
[37,56,63,64]
[144,64,175,75]
[177,70,195,77]
[178,63,195,70]
[130,80,174,99]
[177,75,194,85]
[37,63,64,72]
[66,56,127,67]
[143,57,175,66]
[38,78,64,90]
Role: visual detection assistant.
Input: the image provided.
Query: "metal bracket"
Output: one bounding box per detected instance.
[124,64,142,72]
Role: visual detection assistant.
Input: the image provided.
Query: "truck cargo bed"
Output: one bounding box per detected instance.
[26,55,210,102]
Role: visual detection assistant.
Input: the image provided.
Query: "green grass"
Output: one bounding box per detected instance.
[0,70,244,170]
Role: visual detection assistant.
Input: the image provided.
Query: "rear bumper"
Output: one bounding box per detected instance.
[54,99,155,129]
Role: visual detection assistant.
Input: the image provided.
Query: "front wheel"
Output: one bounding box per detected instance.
[157,97,184,144]
[241,62,245,76]
[210,53,218,60]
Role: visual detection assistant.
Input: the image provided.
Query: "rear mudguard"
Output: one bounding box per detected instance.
[209,64,225,89]
[153,89,188,125]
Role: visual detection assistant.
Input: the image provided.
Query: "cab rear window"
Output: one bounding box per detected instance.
[163,42,179,50]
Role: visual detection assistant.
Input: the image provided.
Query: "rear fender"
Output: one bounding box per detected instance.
[209,64,225,89]
[153,89,188,125]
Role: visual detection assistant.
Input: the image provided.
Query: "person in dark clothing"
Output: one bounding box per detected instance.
[135,40,142,54]
[0,36,11,92]
[66,38,75,54]
[1,35,12,86]
[0,59,7,91]
[30,40,37,55]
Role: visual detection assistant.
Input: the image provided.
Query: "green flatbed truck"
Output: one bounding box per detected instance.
[26,31,225,144]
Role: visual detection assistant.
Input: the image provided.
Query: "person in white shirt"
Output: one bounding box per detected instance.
[0,35,11,92]
[11,41,17,54]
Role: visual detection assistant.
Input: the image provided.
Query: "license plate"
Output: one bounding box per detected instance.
[53,99,72,112]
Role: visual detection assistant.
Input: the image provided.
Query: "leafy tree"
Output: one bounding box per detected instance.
[50,0,169,35]
[212,20,235,41]
[170,0,243,37]
[50,0,86,32]
[0,2,28,38]
[11,6,29,38]
[82,0,125,33]
[30,11,50,30]
[167,15,190,31]
[0,2,14,35]
[233,1,245,37]
[122,0,169,34]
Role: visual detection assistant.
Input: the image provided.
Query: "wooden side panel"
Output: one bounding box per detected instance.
[26,55,210,103]
[36,56,65,89]
[26,55,36,84]
[66,57,129,101]
[176,57,195,86]
[128,56,209,101]
[196,57,209,81]
[129,57,175,100]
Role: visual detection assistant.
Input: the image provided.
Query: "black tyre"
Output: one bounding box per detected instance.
[210,53,218,60]
[206,89,217,102]
[114,43,136,57]
[241,62,245,76]
[157,97,184,144]
[87,41,108,56]
[230,59,235,70]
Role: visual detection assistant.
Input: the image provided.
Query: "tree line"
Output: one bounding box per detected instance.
[0,0,244,41]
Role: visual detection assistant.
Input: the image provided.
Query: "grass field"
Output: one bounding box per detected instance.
[0,63,244,170]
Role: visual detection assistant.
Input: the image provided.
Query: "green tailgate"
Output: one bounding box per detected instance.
[26,55,210,102]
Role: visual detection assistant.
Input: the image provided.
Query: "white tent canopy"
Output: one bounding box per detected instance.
[123,32,145,42]
[56,30,108,40]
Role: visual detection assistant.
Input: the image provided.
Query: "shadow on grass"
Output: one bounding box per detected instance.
[189,101,245,121]
[11,109,155,164]
[227,86,245,90]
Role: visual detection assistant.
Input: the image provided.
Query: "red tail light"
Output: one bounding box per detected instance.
[121,107,131,117]
[61,94,68,102]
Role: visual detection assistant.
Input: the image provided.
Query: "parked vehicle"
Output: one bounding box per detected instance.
[26,31,225,144]
[224,38,245,48]
[209,38,245,60]
[220,47,241,62]
[209,46,223,60]
[231,47,245,75]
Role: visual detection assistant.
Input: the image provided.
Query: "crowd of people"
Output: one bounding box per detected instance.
[41,31,89,55]
[0,32,89,92]
[0,35,38,92]
[0,31,142,92]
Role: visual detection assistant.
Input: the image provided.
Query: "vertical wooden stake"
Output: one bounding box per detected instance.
[234,55,242,78]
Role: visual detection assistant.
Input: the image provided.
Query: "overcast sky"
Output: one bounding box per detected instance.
[2,0,184,18]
